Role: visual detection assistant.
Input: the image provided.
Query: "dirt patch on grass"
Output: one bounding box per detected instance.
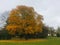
[0,39,47,42]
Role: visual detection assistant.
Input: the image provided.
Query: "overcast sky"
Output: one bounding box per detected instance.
[0,0,60,29]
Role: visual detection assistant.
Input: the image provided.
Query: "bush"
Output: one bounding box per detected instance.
[57,33,60,37]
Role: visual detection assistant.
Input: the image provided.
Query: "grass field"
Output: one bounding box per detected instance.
[0,37,60,45]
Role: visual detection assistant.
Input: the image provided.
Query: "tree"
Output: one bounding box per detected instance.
[48,27,56,37]
[6,6,43,39]
[40,25,48,38]
[34,25,48,38]
[57,27,60,37]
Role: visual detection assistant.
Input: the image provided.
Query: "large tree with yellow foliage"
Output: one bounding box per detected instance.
[6,6,43,36]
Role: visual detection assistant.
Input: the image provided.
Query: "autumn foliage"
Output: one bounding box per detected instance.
[6,6,43,36]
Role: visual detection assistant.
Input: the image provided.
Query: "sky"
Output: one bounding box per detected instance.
[0,0,60,29]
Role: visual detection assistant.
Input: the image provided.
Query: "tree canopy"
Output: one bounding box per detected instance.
[6,6,43,36]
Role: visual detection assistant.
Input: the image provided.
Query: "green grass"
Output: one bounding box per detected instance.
[0,37,60,45]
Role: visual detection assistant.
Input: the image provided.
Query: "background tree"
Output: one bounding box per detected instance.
[48,27,56,37]
[34,25,48,38]
[0,27,11,40]
[41,25,48,38]
[56,27,60,37]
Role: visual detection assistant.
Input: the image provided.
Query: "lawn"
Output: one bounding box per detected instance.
[0,37,60,45]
